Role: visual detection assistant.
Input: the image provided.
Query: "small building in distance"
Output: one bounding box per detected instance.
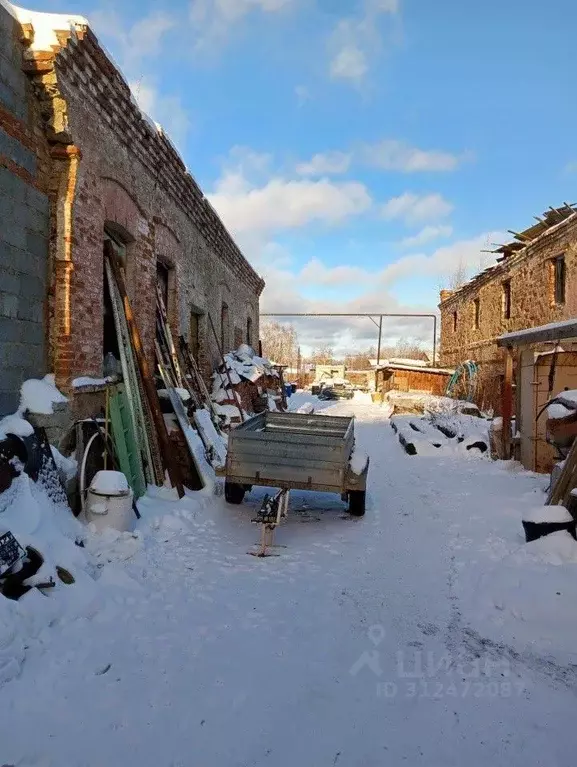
[439,205,577,413]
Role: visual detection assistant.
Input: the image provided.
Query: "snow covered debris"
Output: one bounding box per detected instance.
[158,387,191,403]
[521,505,573,524]
[0,413,34,440]
[50,445,78,482]
[19,374,67,415]
[193,408,227,469]
[91,471,129,495]
[211,344,285,425]
[547,402,572,419]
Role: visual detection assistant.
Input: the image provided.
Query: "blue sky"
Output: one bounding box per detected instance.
[29,0,577,352]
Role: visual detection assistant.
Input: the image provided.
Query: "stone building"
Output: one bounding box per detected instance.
[0,2,264,420]
[439,205,577,412]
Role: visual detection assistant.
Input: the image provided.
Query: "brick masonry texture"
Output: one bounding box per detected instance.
[439,216,577,412]
[28,22,264,395]
[0,9,264,420]
[0,4,49,416]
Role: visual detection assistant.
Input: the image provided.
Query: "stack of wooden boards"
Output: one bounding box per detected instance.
[103,244,227,499]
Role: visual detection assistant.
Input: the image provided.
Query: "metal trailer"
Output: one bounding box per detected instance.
[220,411,369,516]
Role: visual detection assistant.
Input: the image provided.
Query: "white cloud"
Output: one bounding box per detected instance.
[209,147,371,236]
[363,139,462,172]
[327,0,400,85]
[399,225,453,248]
[299,258,372,287]
[189,0,294,48]
[210,176,372,236]
[382,193,453,225]
[296,151,352,176]
[330,44,368,82]
[379,232,503,287]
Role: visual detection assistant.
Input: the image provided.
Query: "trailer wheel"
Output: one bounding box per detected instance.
[225,482,246,505]
[348,490,366,517]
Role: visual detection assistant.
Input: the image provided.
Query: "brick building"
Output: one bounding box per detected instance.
[439,206,577,412]
[0,3,264,419]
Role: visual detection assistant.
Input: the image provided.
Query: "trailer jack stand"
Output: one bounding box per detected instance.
[248,489,289,557]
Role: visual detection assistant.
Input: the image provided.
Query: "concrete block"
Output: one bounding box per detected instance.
[25,231,48,260]
[0,242,25,274]
[0,167,27,203]
[19,273,44,300]
[17,298,43,323]
[26,204,49,235]
[20,319,44,345]
[0,80,16,114]
[0,315,23,343]
[0,270,20,295]
[0,190,15,219]
[26,186,49,215]
[2,220,26,249]
[0,291,19,319]
[0,390,19,417]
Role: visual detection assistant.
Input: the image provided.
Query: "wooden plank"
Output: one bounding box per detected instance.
[106,244,184,497]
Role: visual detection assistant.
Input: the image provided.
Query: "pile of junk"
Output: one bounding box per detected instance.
[542,389,577,461]
[0,244,284,601]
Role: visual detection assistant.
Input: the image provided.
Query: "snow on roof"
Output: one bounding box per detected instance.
[377,362,454,375]
[5,2,88,50]
[498,319,577,347]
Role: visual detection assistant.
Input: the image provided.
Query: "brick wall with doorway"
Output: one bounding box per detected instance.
[17,14,264,408]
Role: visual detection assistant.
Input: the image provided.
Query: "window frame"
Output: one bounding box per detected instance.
[552,254,566,306]
[473,297,480,330]
[502,279,512,320]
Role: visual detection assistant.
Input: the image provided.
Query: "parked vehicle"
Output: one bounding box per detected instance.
[220,411,369,515]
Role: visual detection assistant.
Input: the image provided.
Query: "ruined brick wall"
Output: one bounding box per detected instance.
[0,4,50,415]
[439,217,577,412]
[22,24,264,393]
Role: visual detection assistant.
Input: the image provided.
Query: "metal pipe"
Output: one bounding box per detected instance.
[377,317,383,366]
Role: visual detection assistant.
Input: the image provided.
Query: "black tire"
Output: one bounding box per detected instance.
[225,481,246,505]
[348,490,366,517]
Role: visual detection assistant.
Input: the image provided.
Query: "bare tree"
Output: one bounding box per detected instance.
[309,345,336,364]
[344,346,376,369]
[448,258,468,290]
[260,321,299,365]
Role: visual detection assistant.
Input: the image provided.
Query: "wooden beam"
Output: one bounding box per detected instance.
[501,347,514,460]
[507,229,531,243]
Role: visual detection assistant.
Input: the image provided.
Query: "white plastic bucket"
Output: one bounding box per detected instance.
[85,471,134,532]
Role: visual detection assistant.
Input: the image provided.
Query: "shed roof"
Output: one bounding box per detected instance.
[497,319,577,348]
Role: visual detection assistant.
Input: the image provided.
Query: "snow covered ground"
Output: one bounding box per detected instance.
[2,397,577,766]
